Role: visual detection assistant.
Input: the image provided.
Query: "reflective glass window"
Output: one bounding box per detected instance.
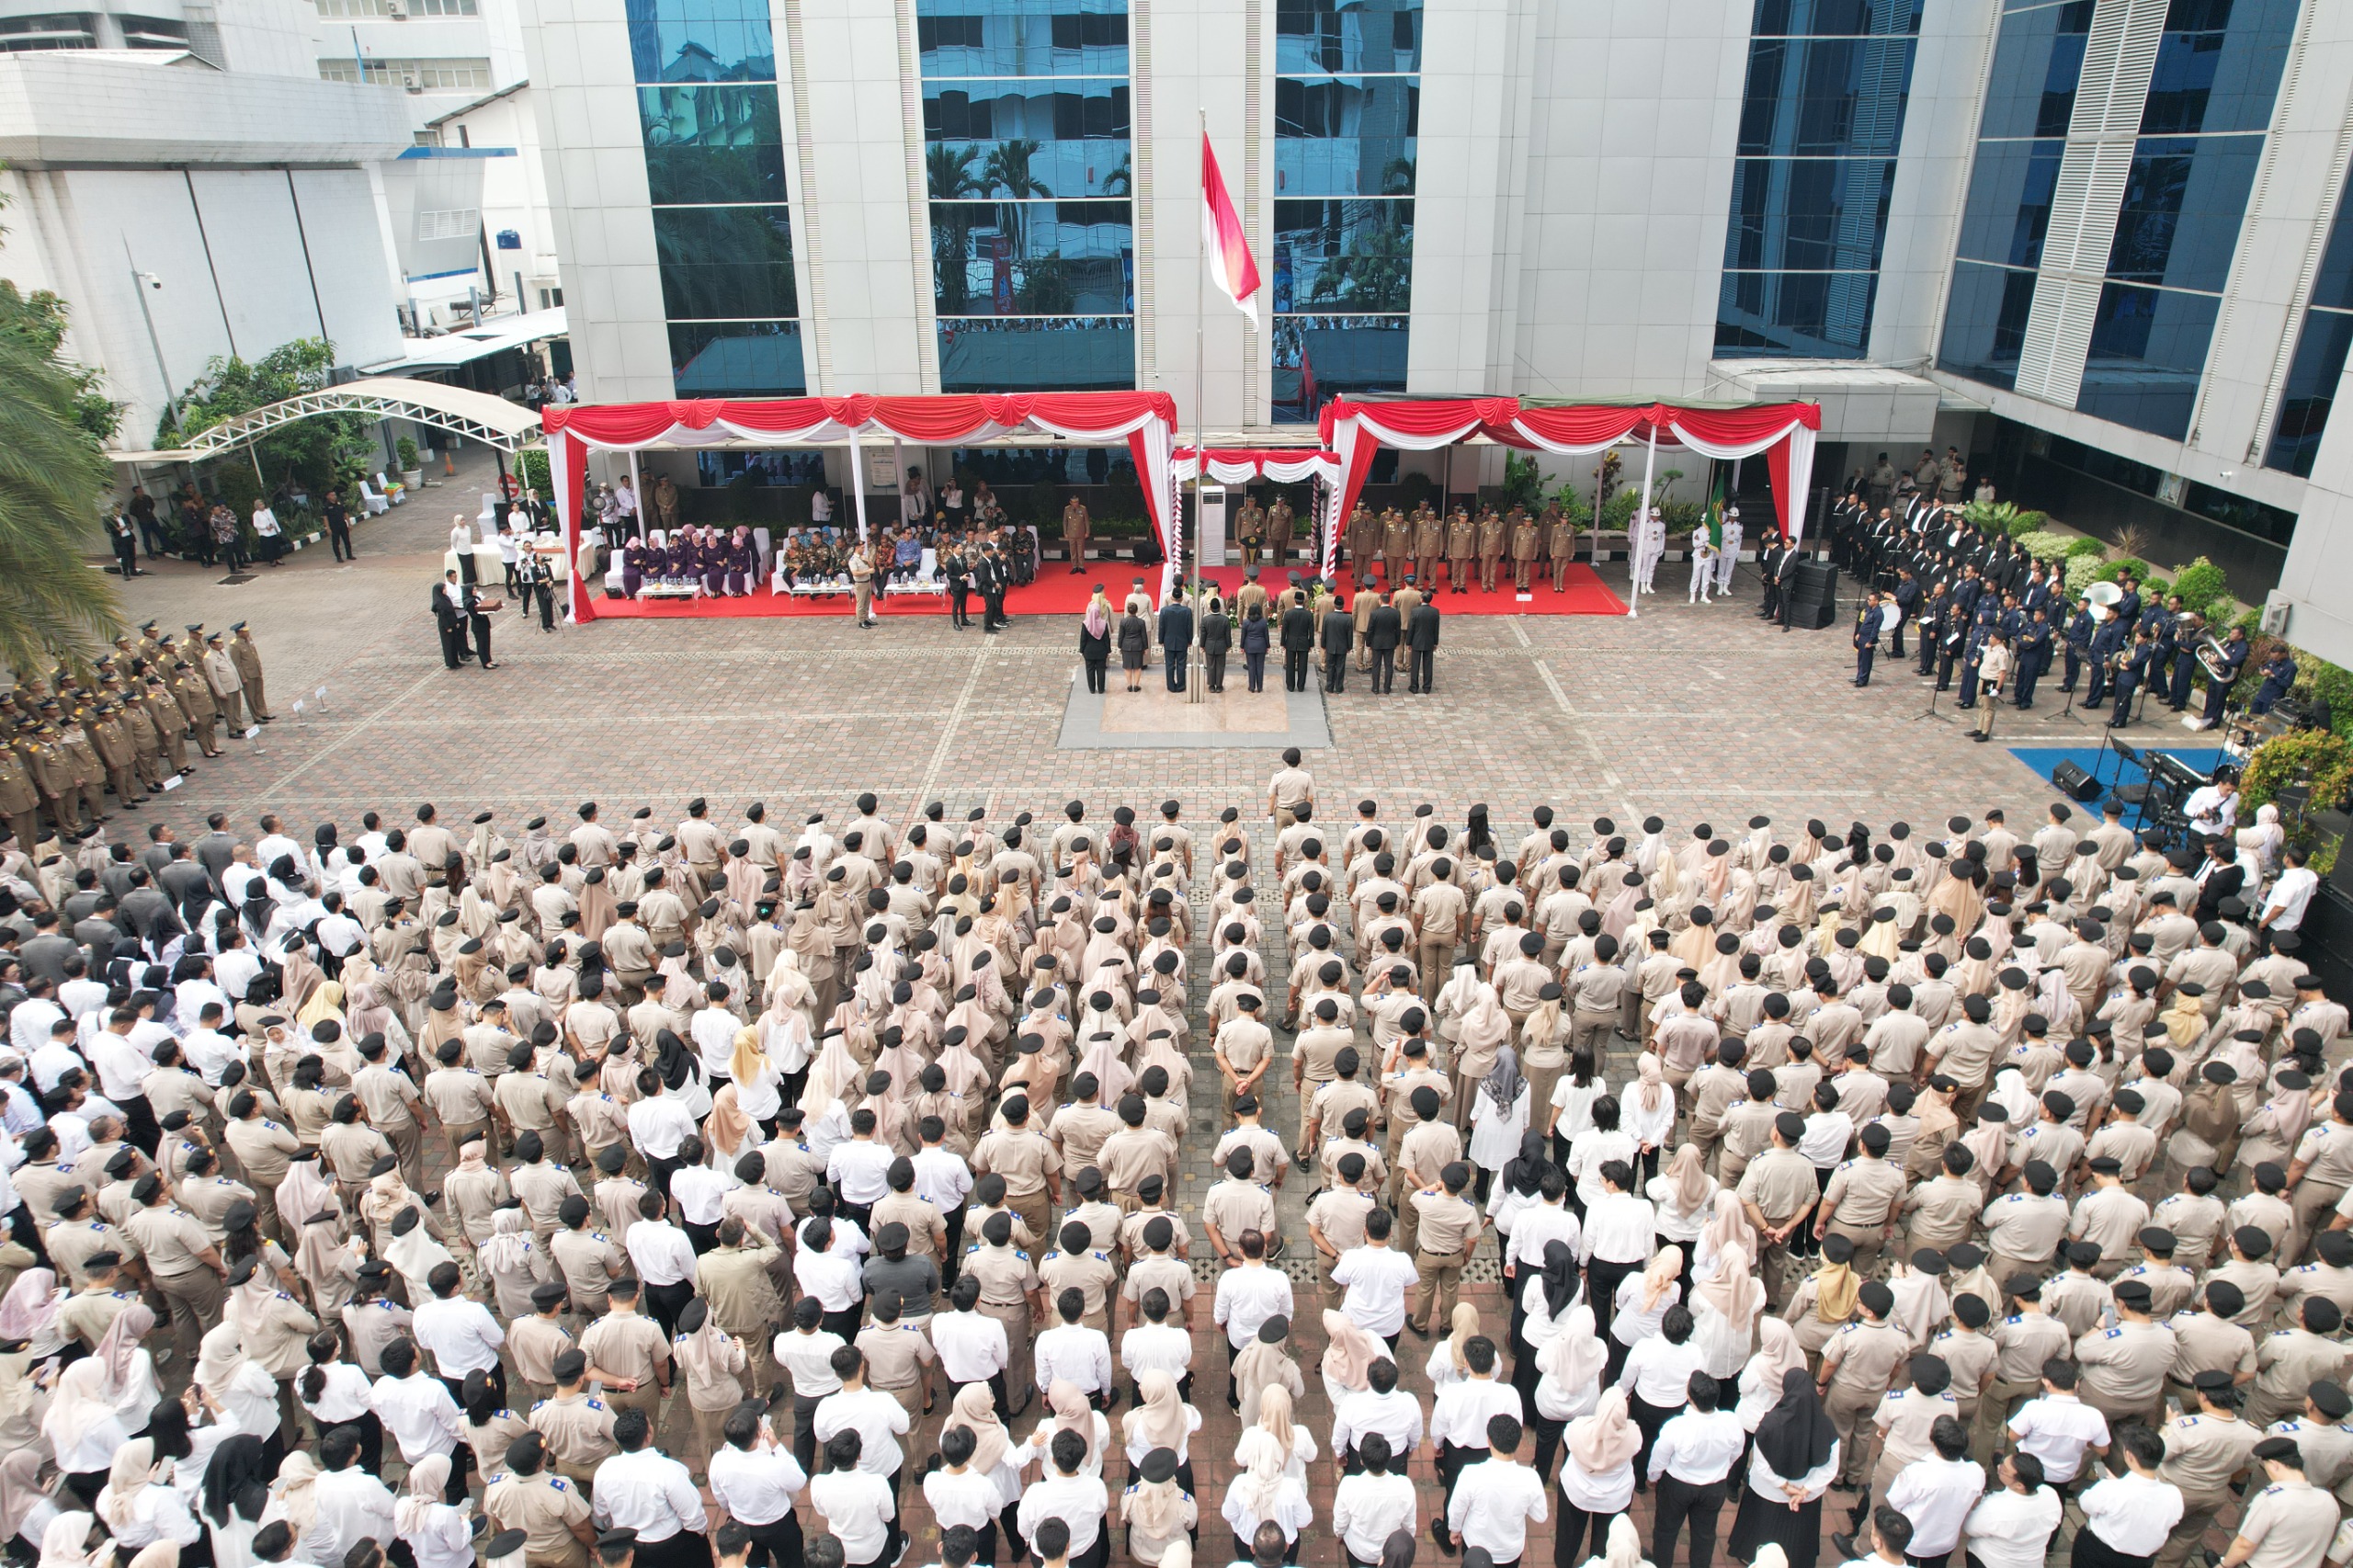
[1937,259,2038,389]
[1269,315,1409,423]
[2141,0,2298,135]
[1714,270,1882,358]
[625,0,774,84]
[921,80,1131,198]
[2104,133,2262,292]
[2073,282,2220,439]
[1722,157,1897,273]
[1735,37,1915,159]
[936,317,1136,391]
[669,322,807,397]
[2267,188,2353,474]
[915,0,1128,78]
[928,200,1133,316]
[653,206,799,322]
[1273,76,1416,196]
[639,83,786,205]
[1275,0,1419,74]
[1952,137,2062,268]
[1975,1,2092,141]
[1271,199,1414,313]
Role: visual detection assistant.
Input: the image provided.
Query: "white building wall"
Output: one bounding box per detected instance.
[1870,0,1999,369]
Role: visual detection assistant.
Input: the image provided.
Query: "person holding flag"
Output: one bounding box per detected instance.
[1717,502,1744,598]
[1688,520,1718,605]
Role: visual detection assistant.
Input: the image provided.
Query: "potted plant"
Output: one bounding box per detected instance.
[396,436,424,489]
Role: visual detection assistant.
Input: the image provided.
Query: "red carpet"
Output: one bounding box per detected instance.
[590,562,1626,619]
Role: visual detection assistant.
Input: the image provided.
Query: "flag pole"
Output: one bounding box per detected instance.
[1189,108,1209,705]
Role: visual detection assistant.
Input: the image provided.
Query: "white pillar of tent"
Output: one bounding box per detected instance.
[1630,426,1655,619]
[892,438,906,524]
[847,434,867,540]
[626,450,642,539]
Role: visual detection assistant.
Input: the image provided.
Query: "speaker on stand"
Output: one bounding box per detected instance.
[1786,562,1840,631]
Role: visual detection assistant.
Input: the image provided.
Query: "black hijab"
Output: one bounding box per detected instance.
[1540,1239,1577,1318]
[1754,1367,1836,1477]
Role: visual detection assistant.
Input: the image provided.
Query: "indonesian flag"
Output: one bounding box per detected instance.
[1201,131,1261,327]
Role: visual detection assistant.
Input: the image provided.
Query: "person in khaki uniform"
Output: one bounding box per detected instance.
[120,696,165,793]
[1266,494,1294,566]
[1307,1159,1377,1307]
[1062,497,1091,572]
[1473,508,1505,590]
[1406,1160,1481,1334]
[1412,507,1444,585]
[1236,498,1265,565]
[18,722,76,836]
[973,1102,1056,1241]
[2224,1438,2344,1568]
[1444,507,1475,590]
[577,1278,670,1420]
[1346,505,1377,575]
[51,719,104,826]
[529,1349,622,1490]
[483,1433,595,1568]
[173,662,222,757]
[1202,1149,1278,1265]
[1381,510,1411,586]
[122,1172,226,1356]
[2075,1278,2177,1430]
[1547,506,1577,589]
[2154,1377,2264,1568]
[855,1301,937,1422]
[1974,1277,2070,1460]
[2245,1298,2353,1427]
[1039,1222,1119,1333]
[964,1211,1041,1416]
[1508,513,1540,591]
[0,742,41,853]
[1815,1124,1908,1277]
[140,677,188,775]
[228,623,272,721]
[201,632,245,733]
[1739,1116,1822,1305]
[85,704,136,813]
[511,1281,582,1404]
[1818,1280,1910,1489]
[551,1199,630,1318]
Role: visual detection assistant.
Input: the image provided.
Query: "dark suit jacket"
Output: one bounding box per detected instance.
[1199,614,1232,654]
[433,580,464,627]
[1406,603,1441,651]
[1368,607,1403,651]
[1156,603,1193,652]
[1319,609,1354,654]
[1279,606,1316,652]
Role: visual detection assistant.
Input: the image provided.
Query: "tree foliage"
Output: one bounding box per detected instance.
[169,337,377,503]
[0,280,120,442]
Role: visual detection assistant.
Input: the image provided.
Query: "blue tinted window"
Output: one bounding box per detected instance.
[2304,189,2353,312]
[922,81,1131,198]
[1715,269,1881,358]
[653,206,798,321]
[1272,199,1414,312]
[1976,1,2092,139]
[1752,0,1923,36]
[1274,76,1416,195]
[929,200,1132,316]
[1270,315,1409,422]
[640,84,786,205]
[2264,310,2353,477]
[1276,0,1419,75]
[2142,0,2297,135]
[1953,137,2061,267]
[2104,134,2261,292]
[1735,37,1915,158]
[626,0,774,84]
[1937,260,2038,389]
[937,316,1136,391]
[2074,282,2220,439]
[1723,157,1897,272]
[915,0,1129,78]
[669,321,806,396]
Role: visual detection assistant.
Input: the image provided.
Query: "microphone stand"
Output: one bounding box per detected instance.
[1915,633,1956,722]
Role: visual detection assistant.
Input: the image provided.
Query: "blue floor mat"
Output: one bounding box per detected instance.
[2006,743,2224,799]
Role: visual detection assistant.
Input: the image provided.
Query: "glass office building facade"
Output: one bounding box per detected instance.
[2267,185,2353,476]
[629,0,807,396]
[1715,0,1921,359]
[919,0,1136,392]
[1269,0,1418,421]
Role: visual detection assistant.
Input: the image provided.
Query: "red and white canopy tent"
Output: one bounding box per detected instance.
[1316,397,1822,612]
[1173,446,1344,562]
[542,392,1183,623]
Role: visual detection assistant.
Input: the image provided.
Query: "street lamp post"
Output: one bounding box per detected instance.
[125,242,178,437]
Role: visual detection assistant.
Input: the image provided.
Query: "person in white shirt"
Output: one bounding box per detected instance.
[413,1260,506,1389]
[1430,1335,1522,1523]
[313,1424,400,1562]
[370,1338,464,1468]
[706,1404,810,1568]
[1446,1415,1547,1565]
[1332,1358,1424,1466]
[1959,1451,2062,1568]
[1035,1287,1113,1402]
[1870,1417,1983,1568]
[923,1426,1013,1563]
[773,1298,847,1473]
[1212,1232,1292,1403]
[1019,1429,1112,1567]
[2004,1360,2109,1484]
[813,1346,911,1488]
[593,1408,710,1568]
[623,1187,701,1336]
[2075,1423,2183,1568]
[1332,1210,1421,1345]
[931,1276,1012,1403]
[827,1110,896,1228]
[1332,1431,1418,1567]
[1646,1370,1745,1568]
[1617,1301,1703,1480]
[2260,850,2320,937]
[1120,1286,1193,1399]
[1576,1158,1654,1342]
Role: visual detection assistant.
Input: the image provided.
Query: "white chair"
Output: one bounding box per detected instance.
[375,472,406,506]
[357,481,390,517]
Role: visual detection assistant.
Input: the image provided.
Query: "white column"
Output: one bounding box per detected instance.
[847,436,868,540]
[1630,428,1655,619]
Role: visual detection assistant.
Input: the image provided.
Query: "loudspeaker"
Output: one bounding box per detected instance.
[2052,760,2102,802]
[1792,561,1839,598]
[1788,597,1836,631]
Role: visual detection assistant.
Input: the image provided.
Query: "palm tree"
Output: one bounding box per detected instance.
[0,200,119,670]
[983,139,1051,261]
[927,143,983,314]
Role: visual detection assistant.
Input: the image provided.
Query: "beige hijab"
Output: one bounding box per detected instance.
[949,1381,1010,1472]
[1036,1380,1099,1468]
[1694,1243,1764,1326]
[1565,1387,1641,1472]
[1536,1303,1607,1394]
[1638,1245,1683,1313]
[1320,1309,1386,1392]
[393,1454,450,1536]
[94,1440,159,1536]
[1663,1145,1711,1216]
[1126,1370,1190,1452]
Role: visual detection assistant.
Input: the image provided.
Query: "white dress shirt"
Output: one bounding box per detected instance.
[1506,1202,1582,1270]
[669,1165,735,1226]
[370,1372,463,1462]
[1120,1322,1193,1381]
[772,1328,847,1397]
[1430,1376,1524,1450]
[1333,1388,1426,1457]
[627,1095,696,1160]
[923,1466,1004,1533]
[827,1140,896,1204]
[1617,1335,1704,1409]
[1884,1456,1986,1555]
[2006,1395,2109,1483]
[1578,1191,1655,1265]
[2077,1470,2184,1556]
[1333,1471,1418,1562]
[1033,1322,1112,1394]
[1018,1471,1111,1554]
[930,1310,1010,1384]
[813,1387,911,1476]
[1212,1262,1293,1348]
[706,1442,808,1525]
[592,1448,705,1542]
[792,1248,864,1312]
[1332,1244,1421,1336]
[625,1220,699,1287]
[1961,1483,2063,1568]
[413,1295,506,1377]
[312,1466,397,1565]
[910,1147,973,1209]
[299,1360,377,1425]
[1447,1458,1548,1560]
[1647,1408,1746,1484]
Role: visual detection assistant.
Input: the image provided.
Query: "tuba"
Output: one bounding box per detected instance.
[2084,580,2123,623]
[2197,633,2235,682]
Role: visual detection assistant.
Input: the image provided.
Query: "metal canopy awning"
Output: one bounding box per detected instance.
[367,308,567,375]
[107,376,540,464]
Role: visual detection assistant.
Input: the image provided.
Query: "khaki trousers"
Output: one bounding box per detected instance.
[155,1265,225,1357]
[1410,1246,1469,1334]
[1824,1380,1881,1486]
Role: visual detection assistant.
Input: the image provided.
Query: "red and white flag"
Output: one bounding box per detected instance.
[1201,131,1262,328]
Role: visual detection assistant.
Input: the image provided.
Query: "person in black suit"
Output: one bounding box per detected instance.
[1199,600,1231,693]
[976,547,1008,632]
[1405,595,1440,694]
[1366,592,1403,693]
[1852,591,1886,687]
[467,580,500,669]
[1319,597,1355,692]
[1279,597,1316,692]
[1157,593,1194,692]
[433,571,471,669]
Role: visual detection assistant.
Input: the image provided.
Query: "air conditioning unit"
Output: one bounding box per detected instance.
[2262,590,2292,636]
[387,0,408,17]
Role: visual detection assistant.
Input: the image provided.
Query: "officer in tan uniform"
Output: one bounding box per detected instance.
[85,702,137,813]
[1815,1123,1907,1276]
[2154,1374,2264,1568]
[1380,508,1410,586]
[964,1210,1041,1415]
[199,631,244,733]
[1412,506,1443,585]
[140,676,188,776]
[2074,1278,2176,1429]
[120,694,165,795]
[2225,1437,2344,1568]
[1545,505,1576,589]
[1268,495,1294,566]
[973,1096,1056,1241]
[229,623,272,721]
[1817,1278,1909,1489]
[529,1349,621,1490]
[483,1434,594,1568]
[509,1281,579,1404]
[1235,495,1264,565]
[1445,506,1476,590]
[1062,497,1091,572]
[174,659,222,757]
[0,739,40,852]
[2245,1298,2353,1427]
[1405,1160,1480,1334]
[51,714,104,826]
[576,1278,670,1420]
[1508,512,1540,591]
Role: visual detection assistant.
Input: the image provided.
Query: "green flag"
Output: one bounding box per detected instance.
[1706,464,1729,548]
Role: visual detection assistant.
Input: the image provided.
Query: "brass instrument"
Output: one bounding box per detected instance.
[2196,633,2235,682]
[2084,581,2123,623]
